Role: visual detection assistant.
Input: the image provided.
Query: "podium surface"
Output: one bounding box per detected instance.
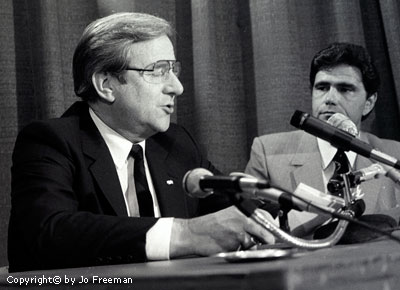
[2,237,400,290]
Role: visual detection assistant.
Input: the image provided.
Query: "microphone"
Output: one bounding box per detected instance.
[326,112,359,137]
[183,169,345,215]
[353,163,400,187]
[350,163,386,183]
[182,168,269,198]
[255,183,345,214]
[290,110,400,170]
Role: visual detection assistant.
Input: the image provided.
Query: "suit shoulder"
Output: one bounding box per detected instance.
[13,115,82,166]
[251,130,314,156]
[255,130,306,145]
[18,116,79,142]
[364,132,400,156]
[18,101,86,140]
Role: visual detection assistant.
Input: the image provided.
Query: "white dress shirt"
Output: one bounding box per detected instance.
[89,108,172,260]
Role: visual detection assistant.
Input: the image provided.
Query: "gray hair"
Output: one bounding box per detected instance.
[73,12,173,101]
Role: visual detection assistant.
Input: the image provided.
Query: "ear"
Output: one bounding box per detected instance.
[362,93,377,117]
[92,72,115,103]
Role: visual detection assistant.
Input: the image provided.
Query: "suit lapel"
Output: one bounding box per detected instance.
[146,136,188,217]
[80,108,128,216]
[288,133,330,236]
[291,133,325,192]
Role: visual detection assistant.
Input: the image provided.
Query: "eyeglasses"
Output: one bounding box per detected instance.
[125,60,181,84]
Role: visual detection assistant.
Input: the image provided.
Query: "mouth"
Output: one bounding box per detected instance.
[162,104,174,114]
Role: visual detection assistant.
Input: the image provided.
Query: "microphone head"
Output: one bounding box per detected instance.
[290,110,307,129]
[182,168,214,198]
[327,113,359,137]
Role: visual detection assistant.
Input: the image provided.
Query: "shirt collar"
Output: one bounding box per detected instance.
[89,107,146,169]
[317,137,357,170]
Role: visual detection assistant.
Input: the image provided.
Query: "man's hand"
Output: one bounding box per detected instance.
[169,206,276,258]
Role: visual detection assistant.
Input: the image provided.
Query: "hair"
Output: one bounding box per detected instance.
[73,12,174,102]
[309,42,380,98]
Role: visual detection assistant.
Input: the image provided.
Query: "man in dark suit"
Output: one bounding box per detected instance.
[246,43,400,237]
[8,12,275,272]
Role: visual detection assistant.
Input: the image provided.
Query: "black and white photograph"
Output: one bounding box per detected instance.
[1,0,400,289]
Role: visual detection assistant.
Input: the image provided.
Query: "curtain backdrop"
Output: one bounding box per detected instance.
[1,0,399,267]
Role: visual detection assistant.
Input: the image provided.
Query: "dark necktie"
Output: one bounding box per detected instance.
[327,149,350,198]
[130,145,154,217]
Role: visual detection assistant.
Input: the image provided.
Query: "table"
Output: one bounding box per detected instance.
[1,237,400,290]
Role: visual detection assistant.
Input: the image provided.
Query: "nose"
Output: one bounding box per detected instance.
[324,87,339,105]
[163,72,184,97]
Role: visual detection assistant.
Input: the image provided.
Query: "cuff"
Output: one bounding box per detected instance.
[145,218,174,260]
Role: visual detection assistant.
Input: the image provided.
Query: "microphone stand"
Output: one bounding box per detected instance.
[234,196,351,249]
[232,170,365,250]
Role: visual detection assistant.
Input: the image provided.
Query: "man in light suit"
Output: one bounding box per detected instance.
[245,42,400,238]
[8,12,275,272]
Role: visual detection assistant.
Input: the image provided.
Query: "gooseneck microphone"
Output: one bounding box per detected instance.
[182,168,348,215]
[182,168,269,198]
[290,110,400,170]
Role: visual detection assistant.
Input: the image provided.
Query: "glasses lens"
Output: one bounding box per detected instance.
[171,61,181,77]
[142,60,180,84]
[151,61,169,77]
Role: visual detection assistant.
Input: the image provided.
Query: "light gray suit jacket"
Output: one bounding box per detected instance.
[245,130,400,237]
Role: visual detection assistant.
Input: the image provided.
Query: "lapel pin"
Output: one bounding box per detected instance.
[166,180,174,185]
